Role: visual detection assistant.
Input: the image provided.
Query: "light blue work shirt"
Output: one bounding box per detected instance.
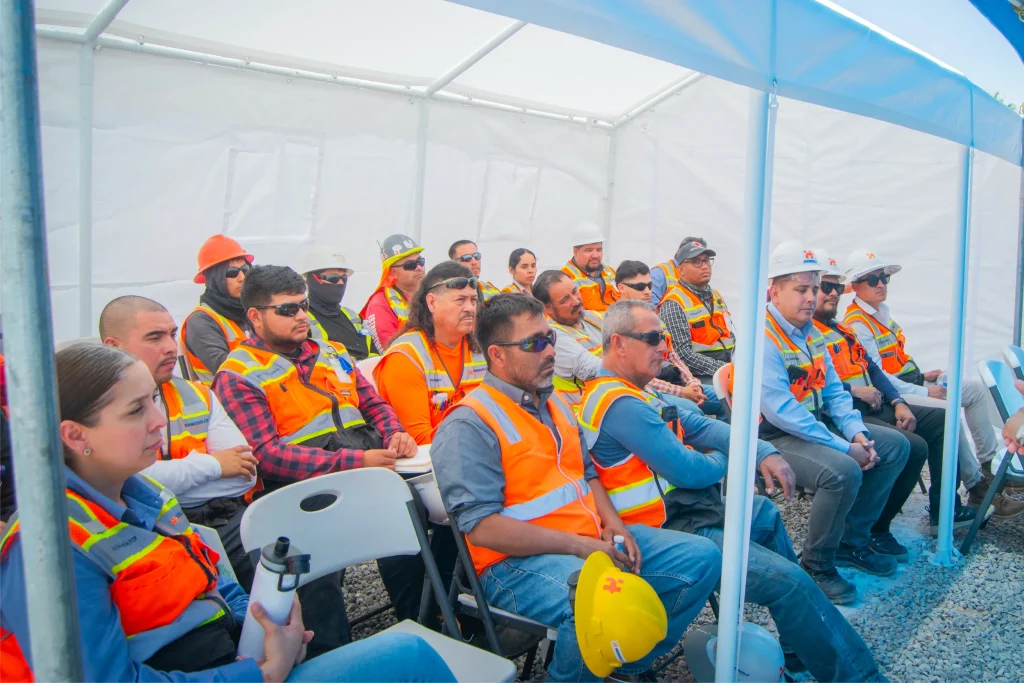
[650,266,670,307]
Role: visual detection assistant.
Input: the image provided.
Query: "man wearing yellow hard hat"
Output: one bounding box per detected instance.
[431,293,720,681]
[581,300,883,681]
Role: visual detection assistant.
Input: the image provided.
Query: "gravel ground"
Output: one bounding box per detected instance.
[343,479,1024,681]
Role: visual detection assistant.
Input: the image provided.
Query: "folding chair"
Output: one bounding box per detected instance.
[240,468,516,682]
[960,360,1024,554]
[712,363,733,410]
[1004,344,1024,382]
[357,356,382,390]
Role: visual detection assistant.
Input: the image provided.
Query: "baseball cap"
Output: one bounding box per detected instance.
[674,238,716,264]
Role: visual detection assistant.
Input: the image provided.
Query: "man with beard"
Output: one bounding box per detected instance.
[374,262,486,445]
[300,247,374,360]
[560,221,619,312]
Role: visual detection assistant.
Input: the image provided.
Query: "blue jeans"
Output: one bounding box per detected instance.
[285,631,456,682]
[695,497,882,682]
[663,393,702,415]
[700,385,727,420]
[480,524,721,681]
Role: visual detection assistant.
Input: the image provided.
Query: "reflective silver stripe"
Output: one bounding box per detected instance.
[463,354,487,384]
[126,596,227,663]
[198,304,241,342]
[220,348,296,391]
[167,377,211,438]
[283,410,340,444]
[341,307,363,330]
[387,332,456,391]
[307,312,328,341]
[607,477,662,514]
[65,497,109,535]
[469,390,522,444]
[549,393,577,427]
[338,406,367,429]
[500,478,591,522]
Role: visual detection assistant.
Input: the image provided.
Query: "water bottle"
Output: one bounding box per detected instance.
[938,373,948,388]
[613,534,629,572]
[237,537,311,662]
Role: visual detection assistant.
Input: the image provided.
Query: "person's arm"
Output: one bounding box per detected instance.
[364,293,399,351]
[760,339,852,452]
[553,332,603,383]
[666,351,701,386]
[139,454,222,497]
[864,356,901,404]
[212,372,364,483]
[183,312,233,378]
[650,268,667,307]
[675,407,778,466]
[660,301,724,376]
[819,351,869,441]
[216,571,250,624]
[1,543,260,682]
[373,353,434,445]
[849,319,926,396]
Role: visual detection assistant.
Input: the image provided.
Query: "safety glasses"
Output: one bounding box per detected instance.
[394,257,426,272]
[622,330,667,347]
[492,330,558,353]
[254,300,309,317]
[819,280,844,296]
[684,257,714,268]
[456,252,482,263]
[855,273,890,287]
[621,281,653,291]
[430,276,479,291]
[315,273,348,285]
[225,264,251,279]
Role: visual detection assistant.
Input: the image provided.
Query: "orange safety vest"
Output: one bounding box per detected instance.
[561,261,619,312]
[161,377,212,460]
[843,301,919,378]
[548,311,604,405]
[478,281,501,303]
[658,284,735,354]
[500,282,531,296]
[579,376,687,528]
[458,385,602,575]
[375,330,487,426]
[765,312,828,416]
[813,319,871,388]
[0,477,225,678]
[652,261,679,296]
[181,305,246,385]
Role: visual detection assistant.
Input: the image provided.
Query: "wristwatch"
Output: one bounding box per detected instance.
[890,398,908,408]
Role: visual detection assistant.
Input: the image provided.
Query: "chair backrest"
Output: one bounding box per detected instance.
[357,356,382,390]
[712,363,733,409]
[978,359,1024,423]
[1004,345,1024,382]
[240,468,420,585]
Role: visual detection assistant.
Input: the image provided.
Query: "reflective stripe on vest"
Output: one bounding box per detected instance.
[161,377,212,460]
[813,319,870,388]
[478,281,501,302]
[843,302,919,378]
[182,305,245,384]
[385,287,410,326]
[561,261,619,312]
[548,311,604,403]
[501,282,530,295]
[659,284,735,353]
[459,385,601,575]
[764,313,828,415]
[308,309,376,357]
[652,261,679,294]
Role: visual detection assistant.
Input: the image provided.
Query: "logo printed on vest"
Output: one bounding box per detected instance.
[111,535,140,552]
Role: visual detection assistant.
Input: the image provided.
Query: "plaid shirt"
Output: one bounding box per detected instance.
[647,351,703,397]
[659,299,726,377]
[212,336,404,483]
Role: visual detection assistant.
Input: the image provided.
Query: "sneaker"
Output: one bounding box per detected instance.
[869,532,909,563]
[835,543,897,576]
[928,505,980,533]
[800,563,857,605]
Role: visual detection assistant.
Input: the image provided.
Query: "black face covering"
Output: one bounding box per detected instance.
[306,272,346,316]
[199,261,247,325]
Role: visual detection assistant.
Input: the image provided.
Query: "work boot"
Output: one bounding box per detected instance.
[967,465,1024,518]
[868,532,909,563]
[928,505,982,534]
[835,542,898,576]
[799,563,856,605]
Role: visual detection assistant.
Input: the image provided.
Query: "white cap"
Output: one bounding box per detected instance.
[299,246,354,276]
[767,240,827,280]
[570,221,605,247]
[811,247,846,282]
[845,248,901,283]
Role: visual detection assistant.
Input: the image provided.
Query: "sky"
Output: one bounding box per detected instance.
[833,0,1024,107]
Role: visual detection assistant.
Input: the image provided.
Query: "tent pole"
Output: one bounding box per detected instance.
[424,20,526,96]
[602,130,618,255]
[929,144,973,567]
[715,85,778,683]
[411,101,429,242]
[0,0,84,679]
[1014,125,1023,346]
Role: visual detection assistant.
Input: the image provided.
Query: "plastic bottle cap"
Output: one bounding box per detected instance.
[613,535,624,544]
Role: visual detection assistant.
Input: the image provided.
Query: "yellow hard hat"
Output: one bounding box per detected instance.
[572,551,668,677]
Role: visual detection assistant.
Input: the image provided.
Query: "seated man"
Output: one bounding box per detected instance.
[561,221,619,312]
[300,247,375,360]
[432,294,721,682]
[581,300,883,682]
[361,234,426,351]
[761,242,910,604]
[449,239,500,303]
[100,296,260,589]
[843,248,1004,511]
[374,262,486,444]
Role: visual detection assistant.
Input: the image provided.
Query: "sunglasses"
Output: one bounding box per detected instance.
[492,330,558,353]
[456,252,482,263]
[855,273,891,287]
[622,330,668,347]
[394,257,426,272]
[254,299,309,317]
[430,276,479,291]
[315,272,348,285]
[622,281,653,292]
[685,257,714,268]
[819,281,844,296]
[226,264,251,279]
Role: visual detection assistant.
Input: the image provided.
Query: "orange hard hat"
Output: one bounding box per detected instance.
[194,235,254,284]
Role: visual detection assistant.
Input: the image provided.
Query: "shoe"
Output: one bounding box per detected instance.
[989,494,1024,519]
[928,505,981,533]
[835,543,897,576]
[869,532,909,563]
[800,563,857,605]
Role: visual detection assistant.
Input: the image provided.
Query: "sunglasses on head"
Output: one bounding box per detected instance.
[430,276,479,291]
[819,281,844,296]
[254,300,309,317]
[492,330,558,353]
[395,257,426,272]
[226,264,251,279]
[315,272,348,285]
[856,273,891,287]
[622,330,667,347]
[456,252,482,263]
[622,281,653,291]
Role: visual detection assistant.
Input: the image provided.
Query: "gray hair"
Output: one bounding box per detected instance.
[602,300,656,352]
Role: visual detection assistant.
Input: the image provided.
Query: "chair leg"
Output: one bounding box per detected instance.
[708,592,720,621]
[522,644,538,678]
[918,475,928,495]
[408,501,461,640]
[960,452,1012,555]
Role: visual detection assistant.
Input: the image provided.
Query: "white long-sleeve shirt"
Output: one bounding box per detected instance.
[140,392,254,508]
[846,297,928,398]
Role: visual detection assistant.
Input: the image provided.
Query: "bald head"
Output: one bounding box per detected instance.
[99,296,179,384]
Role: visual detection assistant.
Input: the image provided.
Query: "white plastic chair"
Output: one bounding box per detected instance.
[1004,344,1024,382]
[712,363,733,409]
[239,468,516,682]
[357,356,382,390]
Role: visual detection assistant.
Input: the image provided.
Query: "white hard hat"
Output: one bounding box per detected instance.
[683,622,785,683]
[845,248,901,283]
[811,247,846,282]
[570,221,605,247]
[767,240,826,280]
[299,246,354,276]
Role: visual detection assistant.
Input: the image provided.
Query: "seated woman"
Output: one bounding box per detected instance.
[0,342,455,683]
